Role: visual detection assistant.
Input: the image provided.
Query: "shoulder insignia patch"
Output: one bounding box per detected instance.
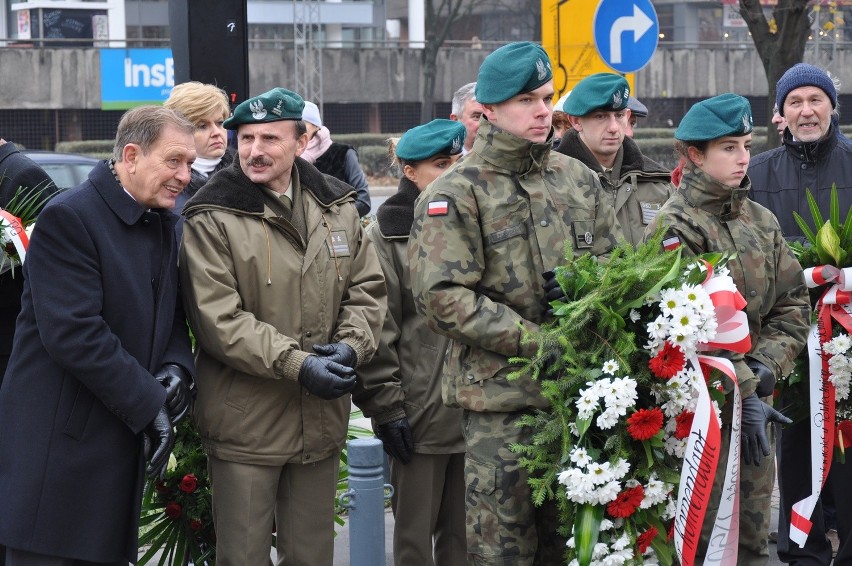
[662,235,681,251]
[427,200,449,216]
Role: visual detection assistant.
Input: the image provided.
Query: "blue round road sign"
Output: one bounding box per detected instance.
[594,0,659,74]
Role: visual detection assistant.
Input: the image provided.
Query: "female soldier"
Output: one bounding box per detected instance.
[356,119,467,565]
[646,93,810,564]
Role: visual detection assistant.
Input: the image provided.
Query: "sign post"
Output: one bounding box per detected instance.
[541,0,636,100]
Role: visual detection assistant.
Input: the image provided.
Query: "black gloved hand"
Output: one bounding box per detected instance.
[747,358,776,399]
[143,406,175,481]
[312,342,358,369]
[298,355,357,400]
[741,393,791,466]
[542,270,568,317]
[375,417,415,465]
[154,363,193,424]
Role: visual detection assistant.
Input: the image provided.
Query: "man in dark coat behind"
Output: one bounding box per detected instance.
[0,106,196,565]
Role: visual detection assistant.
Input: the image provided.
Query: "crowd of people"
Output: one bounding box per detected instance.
[0,39,848,566]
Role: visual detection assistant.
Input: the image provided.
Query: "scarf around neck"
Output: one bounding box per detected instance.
[302,126,334,163]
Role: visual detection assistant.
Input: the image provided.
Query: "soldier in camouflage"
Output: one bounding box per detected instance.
[646,93,810,565]
[555,72,674,247]
[408,41,619,565]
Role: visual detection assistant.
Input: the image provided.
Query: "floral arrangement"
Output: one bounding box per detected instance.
[0,181,56,276]
[510,231,742,566]
[786,185,852,463]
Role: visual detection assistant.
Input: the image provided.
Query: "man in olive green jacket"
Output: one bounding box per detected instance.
[408,42,618,565]
[555,73,674,246]
[179,88,386,566]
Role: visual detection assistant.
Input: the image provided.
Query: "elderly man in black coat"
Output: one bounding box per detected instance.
[0,106,196,565]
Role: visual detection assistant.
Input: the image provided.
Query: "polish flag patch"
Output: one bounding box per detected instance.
[663,235,681,251]
[428,200,449,216]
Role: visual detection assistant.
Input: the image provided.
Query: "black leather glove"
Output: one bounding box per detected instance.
[542,270,568,317]
[375,417,415,465]
[747,358,776,399]
[741,393,791,466]
[154,363,193,424]
[298,355,357,400]
[143,406,175,481]
[312,342,358,368]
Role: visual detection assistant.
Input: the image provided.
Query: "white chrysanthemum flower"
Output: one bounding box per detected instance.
[570,447,591,467]
[595,480,622,504]
[592,542,610,560]
[641,475,672,508]
[602,359,620,375]
[610,532,631,552]
[659,288,682,316]
[577,391,599,420]
[567,537,575,549]
[665,435,687,458]
[647,315,670,341]
[610,458,630,479]
[629,309,641,323]
[828,334,852,355]
[600,518,615,532]
[587,462,613,485]
[597,408,620,430]
[663,497,677,520]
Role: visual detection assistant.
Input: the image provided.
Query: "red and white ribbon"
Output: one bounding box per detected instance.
[675,271,751,566]
[0,209,28,265]
[791,266,852,547]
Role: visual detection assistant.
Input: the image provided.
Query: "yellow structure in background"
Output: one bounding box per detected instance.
[541,0,635,101]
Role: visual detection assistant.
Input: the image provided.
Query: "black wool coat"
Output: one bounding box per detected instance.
[0,161,194,563]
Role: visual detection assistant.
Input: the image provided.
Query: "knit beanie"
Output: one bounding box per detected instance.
[776,63,837,117]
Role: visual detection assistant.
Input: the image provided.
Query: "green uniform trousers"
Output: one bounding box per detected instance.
[389,451,466,565]
[207,453,340,566]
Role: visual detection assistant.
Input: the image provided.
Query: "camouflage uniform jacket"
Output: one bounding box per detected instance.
[180,158,386,465]
[556,130,674,246]
[408,119,619,413]
[646,168,810,398]
[355,177,464,453]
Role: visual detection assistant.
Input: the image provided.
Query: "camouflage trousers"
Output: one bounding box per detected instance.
[696,417,776,566]
[462,410,565,565]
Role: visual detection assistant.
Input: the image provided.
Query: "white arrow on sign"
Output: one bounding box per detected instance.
[609,4,654,64]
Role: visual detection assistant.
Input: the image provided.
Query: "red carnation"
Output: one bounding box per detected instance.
[606,485,644,518]
[190,519,203,532]
[627,408,664,441]
[165,502,182,519]
[637,526,659,554]
[674,411,695,440]
[649,342,686,379]
[179,474,198,494]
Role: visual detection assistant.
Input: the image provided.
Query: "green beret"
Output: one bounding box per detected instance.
[675,93,753,141]
[476,42,552,104]
[562,73,630,116]
[396,119,466,162]
[223,87,304,130]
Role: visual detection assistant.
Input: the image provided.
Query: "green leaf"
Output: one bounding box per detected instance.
[830,183,841,232]
[807,188,825,231]
[793,212,818,247]
[576,415,593,439]
[574,503,604,566]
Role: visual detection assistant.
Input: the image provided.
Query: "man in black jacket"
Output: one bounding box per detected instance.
[749,62,852,566]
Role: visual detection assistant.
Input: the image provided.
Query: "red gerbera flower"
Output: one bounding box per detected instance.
[606,485,644,518]
[674,411,695,440]
[627,407,664,441]
[637,526,659,554]
[649,342,686,379]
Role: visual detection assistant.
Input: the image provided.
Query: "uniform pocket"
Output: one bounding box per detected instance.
[63,381,94,440]
[465,457,496,496]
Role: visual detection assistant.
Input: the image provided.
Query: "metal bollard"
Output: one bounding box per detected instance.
[338,438,394,566]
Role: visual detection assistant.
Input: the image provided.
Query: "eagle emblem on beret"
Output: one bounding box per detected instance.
[536,58,549,81]
[250,100,267,120]
[451,136,462,153]
[742,113,751,132]
[612,90,624,108]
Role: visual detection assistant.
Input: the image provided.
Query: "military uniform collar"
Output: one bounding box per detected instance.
[472,119,553,176]
[679,168,751,221]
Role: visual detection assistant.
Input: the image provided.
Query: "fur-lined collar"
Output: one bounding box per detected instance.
[183,157,354,217]
[376,177,419,238]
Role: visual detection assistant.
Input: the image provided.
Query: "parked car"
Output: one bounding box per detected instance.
[22,150,100,189]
